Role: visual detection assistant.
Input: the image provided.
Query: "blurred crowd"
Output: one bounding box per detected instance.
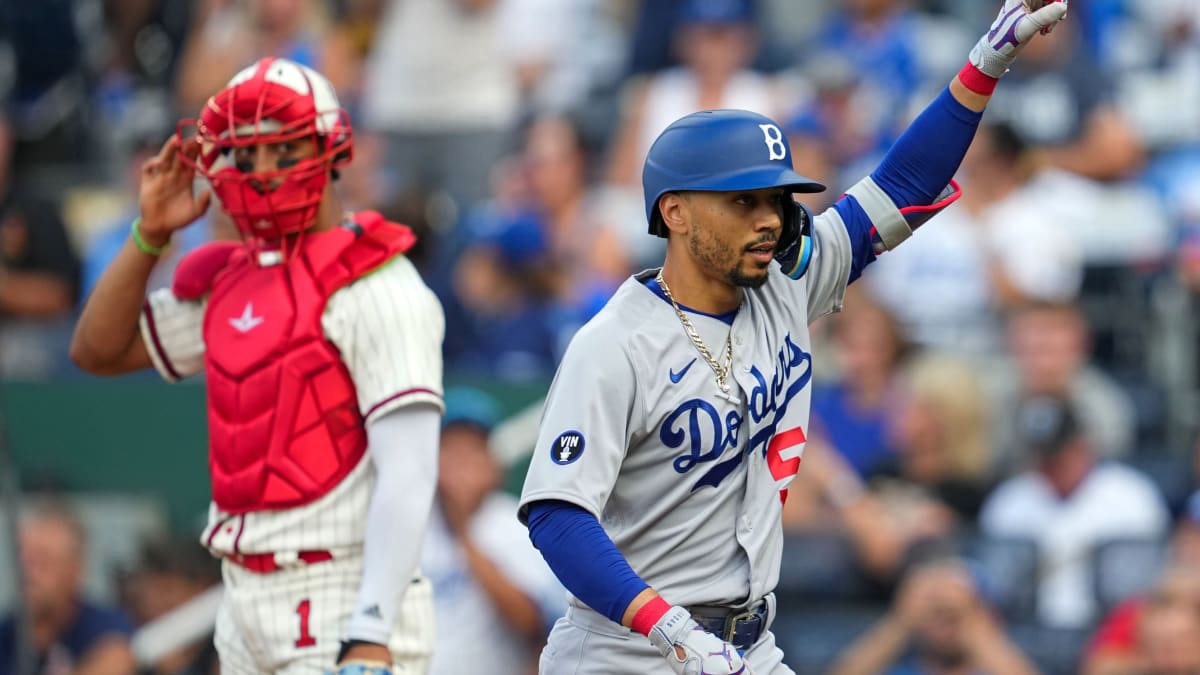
[3,0,1200,673]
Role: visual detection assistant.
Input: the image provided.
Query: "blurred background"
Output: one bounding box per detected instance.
[1,0,1199,672]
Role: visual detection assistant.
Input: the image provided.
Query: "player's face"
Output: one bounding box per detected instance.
[231,137,318,192]
[684,188,786,289]
[19,519,83,615]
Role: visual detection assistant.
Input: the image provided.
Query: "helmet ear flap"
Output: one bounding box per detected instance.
[776,199,814,280]
[650,197,669,238]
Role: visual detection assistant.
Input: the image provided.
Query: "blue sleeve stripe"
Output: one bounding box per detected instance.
[833,197,877,284]
[526,500,649,625]
[869,86,984,209]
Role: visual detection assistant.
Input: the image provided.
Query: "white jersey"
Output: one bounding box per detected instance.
[979,462,1169,628]
[519,204,860,611]
[140,252,445,556]
[422,494,565,675]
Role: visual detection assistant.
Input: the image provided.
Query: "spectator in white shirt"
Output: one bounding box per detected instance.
[980,394,1169,629]
[421,387,564,675]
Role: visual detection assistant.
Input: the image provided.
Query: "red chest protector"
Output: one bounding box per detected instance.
[173,212,416,513]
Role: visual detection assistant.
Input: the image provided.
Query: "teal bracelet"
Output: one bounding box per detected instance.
[130,218,168,256]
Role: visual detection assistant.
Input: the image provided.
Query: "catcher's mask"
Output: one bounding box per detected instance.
[177,57,352,257]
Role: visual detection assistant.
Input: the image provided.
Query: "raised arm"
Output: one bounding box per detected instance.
[773,1,1070,287]
[70,138,211,375]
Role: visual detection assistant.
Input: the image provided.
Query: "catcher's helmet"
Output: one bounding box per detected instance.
[643,109,825,237]
[178,57,352,246]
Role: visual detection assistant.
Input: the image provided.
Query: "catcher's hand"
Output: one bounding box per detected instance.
[329,641,393,675]
[647,606,753,675]
[328,660,392,675]
[969,0,1070,78]
[138,136,212,249]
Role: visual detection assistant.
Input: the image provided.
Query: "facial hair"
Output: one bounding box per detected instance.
[688,221,770,289]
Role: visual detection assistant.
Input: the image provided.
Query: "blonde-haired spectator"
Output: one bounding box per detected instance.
[869,354,995,538]
[896,354,992,483]
[784,353,995,583]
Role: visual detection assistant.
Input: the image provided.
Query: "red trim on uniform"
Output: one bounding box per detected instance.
[227,549,333,574]
[767,427,806,481]
[632,596,672,636]
[899,179,963,215]
[957,63,999,96]
[206,514,233,549]
[365,387,442,419]
[142,299,183,381]
[232,515,246,555]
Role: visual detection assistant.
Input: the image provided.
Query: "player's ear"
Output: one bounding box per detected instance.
[659,192,690,235]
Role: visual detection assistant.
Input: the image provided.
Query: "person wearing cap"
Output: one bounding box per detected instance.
[605,0,784,192]
[420,387,563,675]
[979,394,1169,629]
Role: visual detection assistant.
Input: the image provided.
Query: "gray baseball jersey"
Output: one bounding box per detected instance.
[519,197,882,618]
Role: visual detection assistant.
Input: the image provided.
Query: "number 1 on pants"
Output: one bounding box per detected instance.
[295,598,316,648]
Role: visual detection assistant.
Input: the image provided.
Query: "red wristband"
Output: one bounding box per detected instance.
[957,62,999,96]
[631,596,672,636]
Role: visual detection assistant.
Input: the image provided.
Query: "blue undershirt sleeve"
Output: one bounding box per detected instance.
[526,500,649,625]
[868,86,983,209]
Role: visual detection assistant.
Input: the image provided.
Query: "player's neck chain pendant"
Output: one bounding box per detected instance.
[656,269,739,403]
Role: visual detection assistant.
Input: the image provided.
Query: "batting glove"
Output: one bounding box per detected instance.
[969,0,1070,79]
[647,605,752,675]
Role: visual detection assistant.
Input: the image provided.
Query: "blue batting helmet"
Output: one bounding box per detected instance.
[643,109,825,237]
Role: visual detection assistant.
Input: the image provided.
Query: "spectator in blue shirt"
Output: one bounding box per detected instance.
[0,501,135,675]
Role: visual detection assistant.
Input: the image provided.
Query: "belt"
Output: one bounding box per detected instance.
[688,599,770,650]
[226,550,333,574]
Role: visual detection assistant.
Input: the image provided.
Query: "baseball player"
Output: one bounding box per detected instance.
[71,58,443,674]
[518,2,1069,674]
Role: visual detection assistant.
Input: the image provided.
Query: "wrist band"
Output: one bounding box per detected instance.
[957,63,1000,96]
[631,596,672,636]
[130,217,168,256]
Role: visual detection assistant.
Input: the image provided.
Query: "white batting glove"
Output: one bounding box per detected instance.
[969,0,1070,78]
[647,606,752,675]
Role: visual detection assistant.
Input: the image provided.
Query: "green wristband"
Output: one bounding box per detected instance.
[130,217,168,256]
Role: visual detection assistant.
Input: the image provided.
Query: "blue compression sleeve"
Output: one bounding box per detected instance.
[526,500,649,625]
[869,86,984,208]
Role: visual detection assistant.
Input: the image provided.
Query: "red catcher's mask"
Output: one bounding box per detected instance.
[177,57,352,257]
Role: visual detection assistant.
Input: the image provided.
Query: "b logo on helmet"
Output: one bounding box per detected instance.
[759,124,787,161]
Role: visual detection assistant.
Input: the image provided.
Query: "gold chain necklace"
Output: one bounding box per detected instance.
[656,269,735,394]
